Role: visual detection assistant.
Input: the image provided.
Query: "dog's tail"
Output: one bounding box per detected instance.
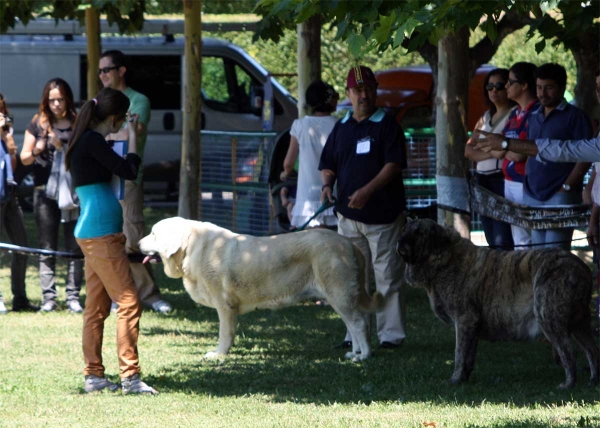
[352,242,385,313]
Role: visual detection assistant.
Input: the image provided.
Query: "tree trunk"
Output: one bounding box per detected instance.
[571,27,600,118]
[85,7,100,100]
[178,0,202,220]
[435,27,471,238]
[296,14,321,118]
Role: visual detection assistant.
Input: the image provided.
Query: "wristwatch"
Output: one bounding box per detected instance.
[562,183,571,191]
[501,139,509,150]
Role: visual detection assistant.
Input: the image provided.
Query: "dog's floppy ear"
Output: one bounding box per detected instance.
[158,217,192,259]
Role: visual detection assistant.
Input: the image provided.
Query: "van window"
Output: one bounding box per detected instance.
[80,54,181,109]
[202,56,257,114]
[202,56,284,115]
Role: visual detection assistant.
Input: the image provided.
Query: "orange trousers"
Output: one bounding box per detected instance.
[76,233,142,379]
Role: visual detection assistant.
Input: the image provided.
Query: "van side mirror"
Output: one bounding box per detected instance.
[249,84,264,116]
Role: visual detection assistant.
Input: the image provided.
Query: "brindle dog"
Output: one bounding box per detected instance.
[396,219,599,389]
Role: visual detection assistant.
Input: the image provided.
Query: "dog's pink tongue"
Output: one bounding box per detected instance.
[142,255,151,264]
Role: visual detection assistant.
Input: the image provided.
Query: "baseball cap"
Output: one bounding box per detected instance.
[346,65,377,89]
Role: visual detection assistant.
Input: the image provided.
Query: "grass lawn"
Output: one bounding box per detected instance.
[0,207,598,427]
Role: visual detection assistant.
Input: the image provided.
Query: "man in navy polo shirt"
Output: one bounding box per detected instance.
[319,65,407,349]
[524,63,592,250]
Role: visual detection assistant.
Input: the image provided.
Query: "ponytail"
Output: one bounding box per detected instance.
[65,87,130,170]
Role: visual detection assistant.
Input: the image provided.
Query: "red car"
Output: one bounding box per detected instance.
[338,64,495,130]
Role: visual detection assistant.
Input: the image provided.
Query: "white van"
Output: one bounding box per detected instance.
[0,22,298,232]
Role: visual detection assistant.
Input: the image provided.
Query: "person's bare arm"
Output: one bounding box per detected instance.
[348,162,401,209]
[504,151,528,162]
[126,114,139,155]
[282,135,299,178]
[563,162,592,191]
[20,130,46,165]
[465,117,494,162]
[473,130,539,156]
[320,169,336,203]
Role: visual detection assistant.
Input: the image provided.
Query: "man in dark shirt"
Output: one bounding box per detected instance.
[320,65,408,349]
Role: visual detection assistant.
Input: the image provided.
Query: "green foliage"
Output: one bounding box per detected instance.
[0,0,146,34]
[145,0,258,15]
[0,0,40,33]
[488,26,577,96]
[255,0,598,62]
[207,26,423,99]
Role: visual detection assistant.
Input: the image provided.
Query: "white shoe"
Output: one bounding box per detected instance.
[67,300,84,314]
[121,374,158,395]
[0,301,7,314]
[151,300,172,314]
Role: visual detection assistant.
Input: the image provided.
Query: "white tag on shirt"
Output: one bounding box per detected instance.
[356,138,371,154]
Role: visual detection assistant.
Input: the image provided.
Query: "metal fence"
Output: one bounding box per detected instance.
[198,131,277,236]
[197,130,486,236]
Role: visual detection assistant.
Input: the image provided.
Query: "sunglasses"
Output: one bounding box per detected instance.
[506,78,521,87]
[486,82,506,91]
[98,65,120,75]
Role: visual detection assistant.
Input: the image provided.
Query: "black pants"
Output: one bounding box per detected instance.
[33,187,83,304]
[0,186,30,306]
[476,172,514,250]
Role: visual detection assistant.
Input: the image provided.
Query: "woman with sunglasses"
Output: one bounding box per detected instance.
[499,62,539,250]
[20,78,84,313]
[465,68,516,250]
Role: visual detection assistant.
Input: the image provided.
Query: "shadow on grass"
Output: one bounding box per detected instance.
[141,283,600,408]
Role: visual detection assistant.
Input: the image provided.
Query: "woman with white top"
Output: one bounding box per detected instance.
[465,68,516,249]
[281,81,339,229]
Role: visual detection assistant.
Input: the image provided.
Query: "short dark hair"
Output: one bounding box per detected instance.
[100,50,131,84]
[535,63,567,88]
[305,80,338,113]
[509,62,538,98]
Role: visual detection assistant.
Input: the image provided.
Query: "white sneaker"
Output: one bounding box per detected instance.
[84,375,119,393]
[121,374,158,395]
[151,300,172,314]
[67,300,84,314]
[0,301,7,314]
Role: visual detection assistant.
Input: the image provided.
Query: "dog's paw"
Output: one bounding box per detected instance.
[204,350,226,360]
[344,351,356,360]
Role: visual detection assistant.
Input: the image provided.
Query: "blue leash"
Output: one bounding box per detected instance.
[294,198,336,232]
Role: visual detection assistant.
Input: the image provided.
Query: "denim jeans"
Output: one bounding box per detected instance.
[0,185,30,306]
[34,187,83,304]
[523,189,580,250]
[476,172,514,250]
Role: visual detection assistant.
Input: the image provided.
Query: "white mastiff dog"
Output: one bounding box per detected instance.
[139,217,383,361]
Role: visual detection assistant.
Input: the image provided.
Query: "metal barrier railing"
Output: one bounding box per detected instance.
[199,130,277,236]
[193,131,597,235]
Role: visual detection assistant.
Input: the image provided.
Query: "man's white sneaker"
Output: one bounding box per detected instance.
[151,300,172,314]
[0,301,7,314]
[121,374,158,395]
[67,300,84,314]
[84,375,119,393]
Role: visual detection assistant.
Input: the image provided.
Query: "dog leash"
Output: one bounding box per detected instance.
[294,198,337,232]
[0,242,159,263]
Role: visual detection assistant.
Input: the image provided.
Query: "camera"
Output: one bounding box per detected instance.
[1,114,12,126]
